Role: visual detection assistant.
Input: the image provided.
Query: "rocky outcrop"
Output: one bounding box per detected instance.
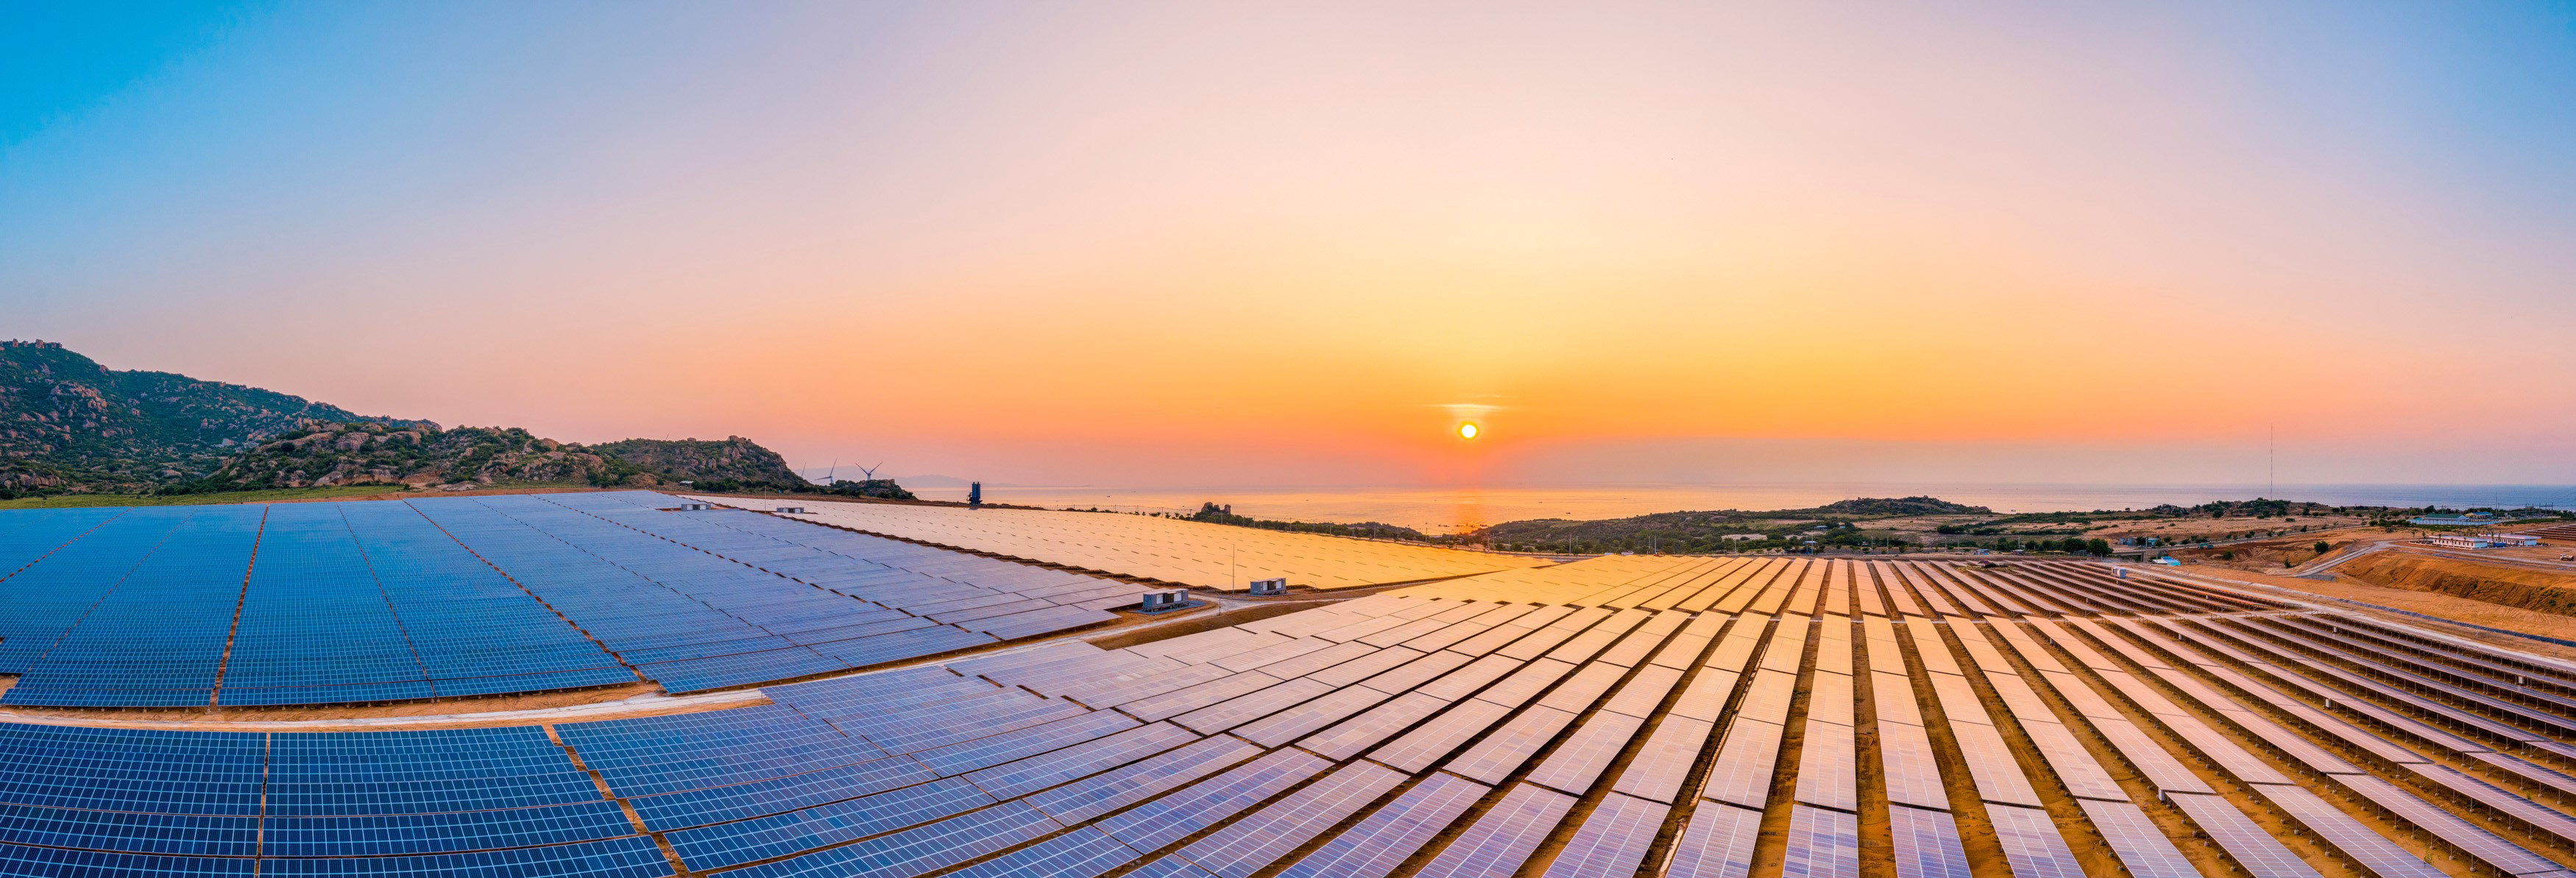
[589,436,809,492]
[0,340,428,495]
[186,422,649,492]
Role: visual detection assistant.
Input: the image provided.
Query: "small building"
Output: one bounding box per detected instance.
[2424,532,2541,550]
[1721,534,1766,542]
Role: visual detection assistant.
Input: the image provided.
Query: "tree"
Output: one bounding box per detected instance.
[2313,541,2331,555]
[2085,538,2112,556]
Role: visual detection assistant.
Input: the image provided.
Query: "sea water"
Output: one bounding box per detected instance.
[898,483,2576,534]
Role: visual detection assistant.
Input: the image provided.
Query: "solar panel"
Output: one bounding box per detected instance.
[1664,802,1761,878]
[1599,665,1684,719]
[941,827,1136,878]
[2254,783,2448,878]
[0,725,263,815]
[1872,670,1925,726]
[1540,793,1669,878]
[1356,651,1474,696]
[2019,718,2126,801]
[2078,800,2198,878]
[1876,720,1951,811]
[1414,654,1529,701]
[664,776,994,871]
[258,834,674,877]
[0,804,257,857]
[1732,670,1796,726]
[1122,857,1222,878]
[1524,710,1646,796]
[1370,698,1517,772]
[1023,736,1263,825]
[1301,692,1451,761]
[1699,718,1784,810]
[1414,784,1574,878]
[1794,715,1855,812]
[1094,749,1329,853]
[1947,713,2043,807]
[718,801,1060,878]
[267,727,603,816]
[2165,793,2324,878]
[1613,716,1713,804]
[1122,672,1291,721]
[260,801,637,857]
[1805,669,1853,727]
[1890,805,1972,878]
[1277,772,1487,878]
[1666,670,1739,723]
[554,704,888,797]
[0,843,255,877]
[1473,659,1577,708]
[624,755,939,832]
[1168,761,1406,878]
[1986,804,2085,878]
[1172,679,1335,734]
[1446,706,1582,785]
[1783,805,1860,878]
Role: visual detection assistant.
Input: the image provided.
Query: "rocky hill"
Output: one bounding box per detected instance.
[4,341,854,499]
[1,340,428,494]
[180,423,644,492]
[591,436,807,492]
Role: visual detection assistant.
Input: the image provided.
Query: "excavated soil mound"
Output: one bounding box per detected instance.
[2338,551,2576,617]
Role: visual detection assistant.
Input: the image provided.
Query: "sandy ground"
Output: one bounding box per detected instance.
[0,684,768,732]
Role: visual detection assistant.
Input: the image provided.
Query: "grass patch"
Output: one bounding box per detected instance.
[0,486,413,509]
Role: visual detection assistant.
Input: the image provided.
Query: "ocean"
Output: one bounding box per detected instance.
[898,483,2576,534]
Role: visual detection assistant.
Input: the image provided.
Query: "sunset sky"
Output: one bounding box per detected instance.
[7,2,2575,488]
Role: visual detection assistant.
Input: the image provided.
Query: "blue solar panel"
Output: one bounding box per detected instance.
[664,776,994,871]
[717,802,1060,878]
[1095,749,1329,853]
[261,801,636,857]
[267,727,603,816]
[624,754,938,832]
[1278,772,1487,878]
[0,842,255,877]
[0,724,263,815]
[942,827,1138,878]
[255,835,673,877]
[0,804,258,857]
[556,704,887,797]
[5,506,261,704]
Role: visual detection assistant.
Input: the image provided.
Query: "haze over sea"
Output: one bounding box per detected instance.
[897,483,2576,534]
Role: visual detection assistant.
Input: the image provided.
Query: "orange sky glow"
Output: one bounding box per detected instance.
[9,3,2575,487]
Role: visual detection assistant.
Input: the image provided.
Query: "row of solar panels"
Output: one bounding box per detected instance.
[731,497,1546,590]
[10,557,2576,878]
[0,492,1142,707]
[1394,555,2285,617]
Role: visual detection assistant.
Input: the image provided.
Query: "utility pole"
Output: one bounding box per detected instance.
[2268,425,2276,498]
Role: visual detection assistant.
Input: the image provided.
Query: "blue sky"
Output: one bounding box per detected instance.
[6,2,2575,487]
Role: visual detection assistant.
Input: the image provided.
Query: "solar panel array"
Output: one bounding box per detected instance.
[24,529,2576,878]
[0,492,1144,707]
[709,495,1546,590]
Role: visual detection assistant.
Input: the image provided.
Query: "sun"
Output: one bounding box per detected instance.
[1457,422,1480,440]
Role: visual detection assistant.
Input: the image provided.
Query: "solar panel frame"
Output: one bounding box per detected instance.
[1664,802,1761,878]
[2165,793,2325,878]
[1889,804,1973,878]
[1413,784,1574,878]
